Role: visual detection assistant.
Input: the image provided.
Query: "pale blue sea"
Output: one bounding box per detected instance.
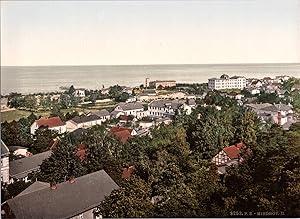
[1,63,300,95]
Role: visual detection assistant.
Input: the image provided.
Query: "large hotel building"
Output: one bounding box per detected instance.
[208,74,246,90]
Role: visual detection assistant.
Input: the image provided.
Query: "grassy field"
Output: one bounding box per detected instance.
[1,102,117,123]
[1,109,50,123]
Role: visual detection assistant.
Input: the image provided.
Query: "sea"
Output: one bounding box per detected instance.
[1,63,300,95]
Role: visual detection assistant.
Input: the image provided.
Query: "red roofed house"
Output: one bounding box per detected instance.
[110,127,137,144]
[30,116,66,135]
[211,143,247,174]
[121,166,135,179]
[76,144,86,160]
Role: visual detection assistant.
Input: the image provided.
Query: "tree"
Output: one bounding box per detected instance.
[39,140,87,183]
[31,126,57,154]
[68,85,76,96]
[98,176,153,218]
[108,85,122,100]
[116,92,130,102]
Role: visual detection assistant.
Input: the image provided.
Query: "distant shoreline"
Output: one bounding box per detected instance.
[2,62,300,68]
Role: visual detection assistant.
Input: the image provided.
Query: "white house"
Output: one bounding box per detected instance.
[136,110,150,119]
[30,117,66,135]
[1,140,10,183]
[66,114,103,132]
[114,102,144,117]
[149,99,196,117]
[208,74,247,90]
[87,109,111,122]
[74,89,86,97]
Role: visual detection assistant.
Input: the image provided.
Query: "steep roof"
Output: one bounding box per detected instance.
[149,99,185,110]
[9,151,52,179]
[117,102,144,111]
[35,117,65,128]
[1,140,10,156]
[223,143,246,159]
[110,127,133,134]
[71,114,101,124]
[113,130,132,144]
[17,181,49,197]
[7,170,119,219]
[260,104,292,112]
[91,109,110,117]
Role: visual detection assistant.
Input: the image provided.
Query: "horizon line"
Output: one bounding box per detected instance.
[2,62,300,67]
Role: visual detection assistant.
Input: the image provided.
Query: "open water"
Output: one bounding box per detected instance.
[1,63,300,95]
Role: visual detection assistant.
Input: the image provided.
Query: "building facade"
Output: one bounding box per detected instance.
[149,80,176,89]
[1,140,10,184]
[208,74,246,90]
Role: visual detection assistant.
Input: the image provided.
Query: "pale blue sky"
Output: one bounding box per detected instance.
[1,0,299,66]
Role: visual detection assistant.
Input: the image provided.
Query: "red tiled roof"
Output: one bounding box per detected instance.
[113,130,132,144]
[223,143,246,159]
[110,127,133,134]
[35,117,64,128]
[121,166,135,179]
[76,144,86,160]
[119,115,129,121]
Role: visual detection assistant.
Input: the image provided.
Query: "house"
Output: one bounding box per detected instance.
[148,99,196,117]
[110,127,137,144]
[30,117,66,135]
[121,166,135,179]
[149,80,176,89]
[8,146,30,158]
[110,110,125,119]
[291,84,300,92]
[9,151,52,183]
[66,114,103,132]
[126,96,137,103]
[212,143,247,174]
[88,109,111,122]
[1,140,10,183]
[249,80,263,88]
[3,170,119,219]
[1,97,9,110]
[114,102,144,116]
[110,127,137,136]
[136,110,150,119]
[74,89,86,97]
[246,103,295,128]
[248,88,261,95]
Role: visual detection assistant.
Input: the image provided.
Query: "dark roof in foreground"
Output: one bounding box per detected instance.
[71,114,101,124]
[1,140,9,156]
[9,151,52,179]
[7,170,119,219]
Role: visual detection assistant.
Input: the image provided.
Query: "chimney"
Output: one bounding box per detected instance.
[50,181,57,190]
[277,111,282,125]
[69,175,75,184]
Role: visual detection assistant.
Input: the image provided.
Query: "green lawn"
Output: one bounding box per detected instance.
[1,103,116,123]
[1,109,50,123]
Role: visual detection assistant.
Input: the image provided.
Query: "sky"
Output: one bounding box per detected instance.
[1,0,300,66]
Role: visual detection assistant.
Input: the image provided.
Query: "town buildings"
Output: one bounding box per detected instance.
[74,88,86,97]
[148,99,196,117]
[30,117,66,135]
[208,74,247,90]
[9,150,52,183]
[3,170,118,219]
[113,102,145,116]
[149,80,176,89]
[66,114,104,132]
[1,140,10,184]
